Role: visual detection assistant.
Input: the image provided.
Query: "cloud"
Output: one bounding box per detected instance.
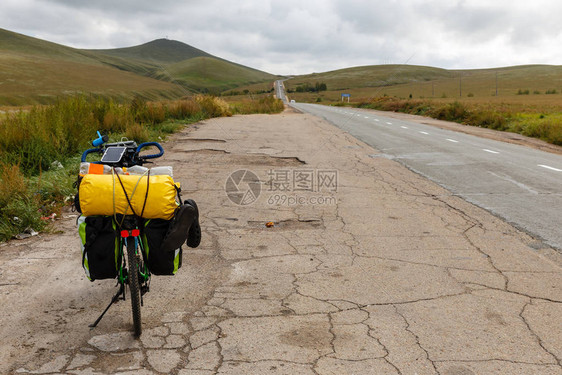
[1,0,561,74]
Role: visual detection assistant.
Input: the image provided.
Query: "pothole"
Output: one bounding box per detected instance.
[175,151,306,166]
[177,149,230,154]
[177,138,227,143]
[247,219,324,230]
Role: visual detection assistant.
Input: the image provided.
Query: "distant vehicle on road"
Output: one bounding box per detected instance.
[290,99,295,103]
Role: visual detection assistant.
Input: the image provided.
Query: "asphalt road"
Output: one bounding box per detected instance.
[291,102,562,251]
[275,79,288,103]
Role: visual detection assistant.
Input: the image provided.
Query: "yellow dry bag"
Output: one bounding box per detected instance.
[79,174,179,220]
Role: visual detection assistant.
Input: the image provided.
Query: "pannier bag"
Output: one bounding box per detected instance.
[78,174,179,220]
[78,216,120,281]
[141,219,182,275]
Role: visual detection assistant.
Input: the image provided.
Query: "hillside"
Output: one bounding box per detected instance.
[0,29,185,105]
[288,65,454,90]
[90,39,212,64]
[285,64,562,101]
[155,56,277,93]
[88,40,277,93]
[0,29,277,105]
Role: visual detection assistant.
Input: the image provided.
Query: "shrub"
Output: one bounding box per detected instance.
[125,122,151,143]
[167,99,201,119]
[195,95,232,117]
[0,162,27,207]
[430,101,469,122]
[230,96,284,114]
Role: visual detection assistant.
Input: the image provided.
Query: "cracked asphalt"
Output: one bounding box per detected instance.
[0,108,561,375]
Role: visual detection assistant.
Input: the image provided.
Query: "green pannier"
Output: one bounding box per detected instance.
[141,219,182,275]
[78,216,120,281]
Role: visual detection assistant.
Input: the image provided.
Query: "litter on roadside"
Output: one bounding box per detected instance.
[14,227,39,240]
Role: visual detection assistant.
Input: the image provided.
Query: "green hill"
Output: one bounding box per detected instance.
[0,29,185,105]
[0,29,277,105]
[91,38,212,64]
[88,40,277,93]
[288,65,454,90]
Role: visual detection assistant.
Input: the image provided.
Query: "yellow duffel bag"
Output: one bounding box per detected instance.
[79,174,179,220]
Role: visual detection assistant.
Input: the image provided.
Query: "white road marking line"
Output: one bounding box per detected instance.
[386,122,392,125]
[419,131,429,135]
[364,116,369,119]
[538,164,562,172]
[401,126,408,129]
[488,171,539,195]
[483,149,500,154]
[446,139,459,143]
[374,119,380,122]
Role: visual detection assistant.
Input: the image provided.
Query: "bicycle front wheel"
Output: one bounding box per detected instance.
[126,237,142,337]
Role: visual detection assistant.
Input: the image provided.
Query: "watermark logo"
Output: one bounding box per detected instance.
[225,169,261,205]
[225,168,338,206]
[266,169,338,192]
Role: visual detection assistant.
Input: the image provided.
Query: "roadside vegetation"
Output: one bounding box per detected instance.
[0,94,283,241]
[286,64,562,147]
[352,97,562,146]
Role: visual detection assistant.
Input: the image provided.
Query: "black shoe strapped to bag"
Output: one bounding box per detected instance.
[160,203,196,253]
[185,199,201,248]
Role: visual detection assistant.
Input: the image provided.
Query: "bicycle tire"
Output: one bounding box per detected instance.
[126,237,142,337]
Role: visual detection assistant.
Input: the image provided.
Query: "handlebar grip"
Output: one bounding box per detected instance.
[92,131,109,147]
[136,142,164,159]
[81,148,102,162]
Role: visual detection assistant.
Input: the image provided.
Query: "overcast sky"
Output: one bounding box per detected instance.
[2,0,562,75]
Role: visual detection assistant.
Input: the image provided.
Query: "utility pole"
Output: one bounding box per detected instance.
[459,73,462,97]
[495,71,498,96]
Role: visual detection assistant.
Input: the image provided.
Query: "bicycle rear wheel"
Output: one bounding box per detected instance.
[126,237,142,337]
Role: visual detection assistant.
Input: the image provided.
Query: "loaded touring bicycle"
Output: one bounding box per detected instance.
[76,131,201,336]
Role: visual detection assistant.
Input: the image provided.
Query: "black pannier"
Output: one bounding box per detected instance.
[78,216,120,281]
[141,219,182,275]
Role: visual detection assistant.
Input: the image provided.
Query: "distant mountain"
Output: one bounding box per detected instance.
[90,38,213,64]
[0,28,277,105]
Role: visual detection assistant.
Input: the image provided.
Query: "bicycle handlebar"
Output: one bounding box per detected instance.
[81,131,164,164]
[81,148,102,162]
[136,142,164,159]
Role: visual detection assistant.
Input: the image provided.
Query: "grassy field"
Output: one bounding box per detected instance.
[0,94,284,241]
